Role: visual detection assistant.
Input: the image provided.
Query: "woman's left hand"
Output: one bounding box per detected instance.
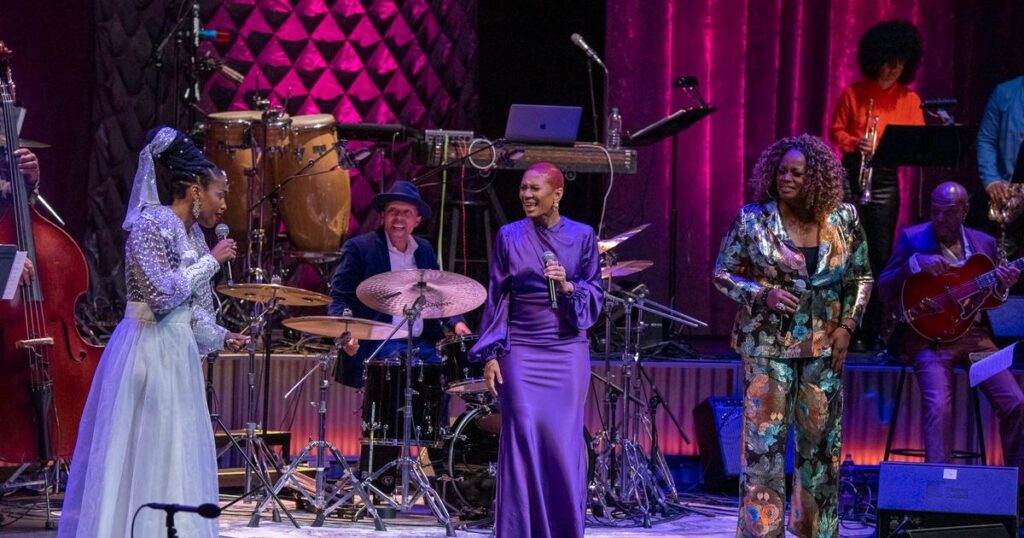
[225,332,250,352]
[827,323,853,373]
[543,261,573,294]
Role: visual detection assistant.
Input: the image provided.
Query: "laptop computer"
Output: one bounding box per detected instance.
[504,104,582,146]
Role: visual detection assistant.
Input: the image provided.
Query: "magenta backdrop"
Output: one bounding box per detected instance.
[605,0,1024,336]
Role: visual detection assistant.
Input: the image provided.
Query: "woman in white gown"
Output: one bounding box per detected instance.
[59,127,247,537]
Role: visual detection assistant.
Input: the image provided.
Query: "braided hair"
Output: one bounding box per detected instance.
[147,127,216,204]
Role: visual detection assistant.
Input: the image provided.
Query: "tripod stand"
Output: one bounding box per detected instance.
[252,344,385,529]
[344,296,456,536]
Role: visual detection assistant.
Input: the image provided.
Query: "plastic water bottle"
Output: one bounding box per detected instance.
[838,453,856,519]
[606,107,622,149]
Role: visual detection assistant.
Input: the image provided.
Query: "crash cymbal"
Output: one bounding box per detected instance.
[217,283,330,307]
[597,223,650,254]
[356,269,486,319]
[601,259,654,279]
[282,315,408,340]
[0,136,51,149]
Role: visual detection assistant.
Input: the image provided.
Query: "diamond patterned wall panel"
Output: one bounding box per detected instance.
[199,0,479,237]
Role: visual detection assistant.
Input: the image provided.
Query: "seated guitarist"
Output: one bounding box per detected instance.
[878,182,1024,483]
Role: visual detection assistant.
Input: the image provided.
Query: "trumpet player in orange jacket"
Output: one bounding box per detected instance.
[828,19,925,351]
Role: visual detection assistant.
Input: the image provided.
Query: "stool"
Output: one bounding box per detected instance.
[883,363,987,463]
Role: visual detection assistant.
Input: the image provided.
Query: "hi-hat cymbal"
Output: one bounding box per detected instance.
[356,269,486,319]
[217,283,330,307]
[597,224,650,254]
[283,315,408,340]
[0,136,52,149]
[601,260,654,279]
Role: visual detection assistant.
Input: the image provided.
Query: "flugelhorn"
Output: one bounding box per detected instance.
[857,99,880,205]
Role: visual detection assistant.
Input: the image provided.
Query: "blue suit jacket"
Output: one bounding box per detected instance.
[328,229,464,387]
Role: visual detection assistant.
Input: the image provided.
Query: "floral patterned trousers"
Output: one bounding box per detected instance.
[738,355,843,538]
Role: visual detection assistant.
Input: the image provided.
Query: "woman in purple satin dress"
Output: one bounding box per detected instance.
[469,162,603,538]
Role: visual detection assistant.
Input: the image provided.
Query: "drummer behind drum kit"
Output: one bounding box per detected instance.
[215,268,488,534]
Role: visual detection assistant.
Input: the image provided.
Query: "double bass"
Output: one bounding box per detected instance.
[0,43,101,464]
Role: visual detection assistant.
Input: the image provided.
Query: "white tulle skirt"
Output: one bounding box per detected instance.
[58,302,218,537]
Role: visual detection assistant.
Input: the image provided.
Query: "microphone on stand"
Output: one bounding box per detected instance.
[214,223,234,287]
[542,251,559,310]
[570,33,608,72]
[145,502,221,518]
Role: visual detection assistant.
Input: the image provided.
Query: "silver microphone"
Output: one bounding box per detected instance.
[570,33,607,72]
[214,223,234,287]
[542,250,559,309]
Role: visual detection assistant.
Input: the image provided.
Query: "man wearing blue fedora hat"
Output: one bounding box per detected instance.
[327,180,472,387]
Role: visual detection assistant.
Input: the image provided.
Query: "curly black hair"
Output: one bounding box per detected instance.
[749,134,846,220]
[857,20,922,84]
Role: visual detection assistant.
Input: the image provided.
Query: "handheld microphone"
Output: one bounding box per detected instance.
[542,251,559,310]
[570,33,607,72]
[144,502,221,519]
[214,223,234,287]
[779,279,807,336]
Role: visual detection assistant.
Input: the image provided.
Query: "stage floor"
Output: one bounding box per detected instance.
[0,497,877,537]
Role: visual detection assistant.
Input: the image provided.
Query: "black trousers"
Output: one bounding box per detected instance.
[844,152,899,345]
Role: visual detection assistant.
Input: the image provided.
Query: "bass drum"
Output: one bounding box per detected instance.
[442,405,594,518]
[273,113,351,256]
[204,111,267,244]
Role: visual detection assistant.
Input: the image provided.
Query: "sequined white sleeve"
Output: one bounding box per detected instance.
[125,212,220,314]
[188,223,228,355]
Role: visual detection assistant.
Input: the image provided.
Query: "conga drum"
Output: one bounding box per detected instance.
[204,111,266,244]
[274,114,351,255]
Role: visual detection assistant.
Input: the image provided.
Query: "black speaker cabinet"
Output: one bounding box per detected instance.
[877,461,1017,537]
[693,397,794,490]
[906,524,1009,537]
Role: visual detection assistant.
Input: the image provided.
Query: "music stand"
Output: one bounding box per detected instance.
[622,105,716,334]
[871,124,977,169]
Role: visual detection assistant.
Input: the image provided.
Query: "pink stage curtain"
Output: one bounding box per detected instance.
[605,0,1024,336]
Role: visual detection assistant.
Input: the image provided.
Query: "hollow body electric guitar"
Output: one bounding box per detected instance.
[901,253,1020,342]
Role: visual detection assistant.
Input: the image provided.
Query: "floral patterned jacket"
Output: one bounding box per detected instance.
[713,201,872,359]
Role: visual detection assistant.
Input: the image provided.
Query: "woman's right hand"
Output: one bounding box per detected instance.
[484,359,503,396]
[211,239,237,264]
[766,288,800,315]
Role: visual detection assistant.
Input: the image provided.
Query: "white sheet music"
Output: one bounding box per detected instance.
[969,342,1016,387]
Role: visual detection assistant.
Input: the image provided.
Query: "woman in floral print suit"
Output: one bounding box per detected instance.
[713,134,872,537]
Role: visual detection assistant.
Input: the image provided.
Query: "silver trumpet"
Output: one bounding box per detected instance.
[857,98,880,205]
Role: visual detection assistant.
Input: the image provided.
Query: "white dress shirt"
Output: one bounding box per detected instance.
[386,234,424,337]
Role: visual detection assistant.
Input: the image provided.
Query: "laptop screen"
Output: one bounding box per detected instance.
[504,104,582,146]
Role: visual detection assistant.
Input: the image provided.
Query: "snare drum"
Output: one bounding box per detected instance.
[438,334,487,395]
[361,358,445,447]
[273,114,351,255]
[204,111,266,243]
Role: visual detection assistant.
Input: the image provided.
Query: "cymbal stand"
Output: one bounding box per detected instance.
[217,296,298,527]
[252,339,385,529]
[348,294,456,536]
[207,350,298,529]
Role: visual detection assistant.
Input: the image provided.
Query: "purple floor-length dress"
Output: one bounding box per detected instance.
[470,217,602,538]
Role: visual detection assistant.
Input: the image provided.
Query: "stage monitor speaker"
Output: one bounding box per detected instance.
[906,524,1009,537]
[877,461,1017,537]
[988,295,1024,351]
[693,397,793,490]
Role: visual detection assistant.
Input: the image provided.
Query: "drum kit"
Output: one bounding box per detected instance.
[213,268,488,533]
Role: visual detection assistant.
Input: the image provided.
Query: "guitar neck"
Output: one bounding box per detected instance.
[975,256,1024,291]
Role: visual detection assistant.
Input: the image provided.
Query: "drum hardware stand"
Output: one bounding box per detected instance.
[215,297,299,528]
[252,340,386,530]
[350,294,457,536]
[595,291,705,523]
[205,351,299,528]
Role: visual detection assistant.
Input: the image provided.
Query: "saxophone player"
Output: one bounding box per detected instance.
[828,20,925,351]
[979,74,1024,260]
